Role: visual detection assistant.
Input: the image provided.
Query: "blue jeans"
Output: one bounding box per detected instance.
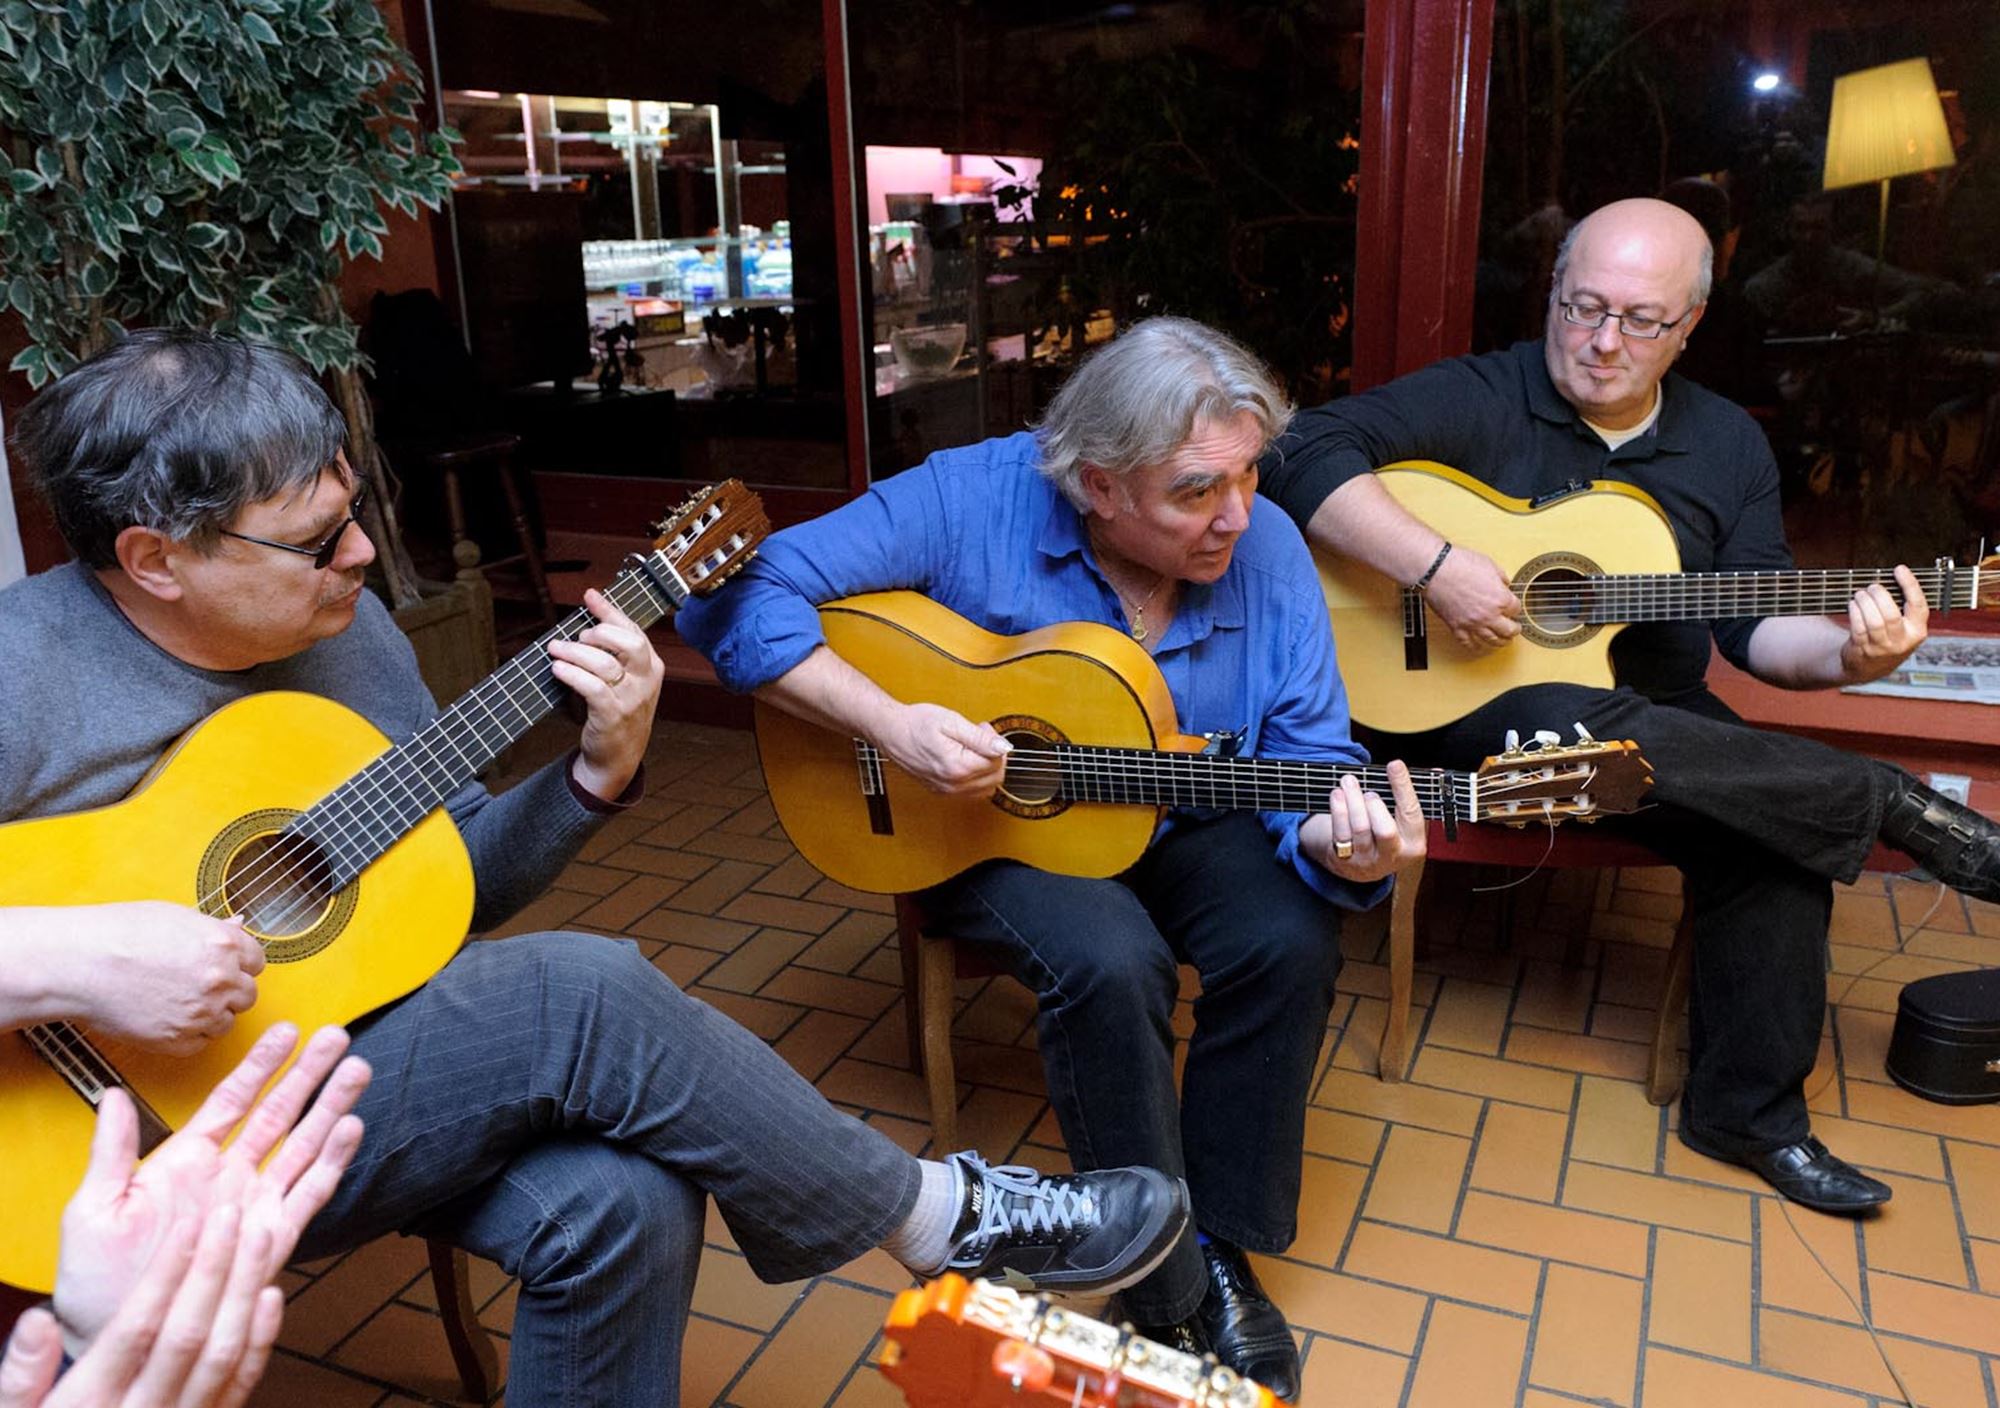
[296,933,920,1405]
[1362,682,1892,1157]
[920,812,1344,1323]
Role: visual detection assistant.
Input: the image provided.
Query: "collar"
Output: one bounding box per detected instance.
[1034,493,1246,642]
[1517,338,1692,456]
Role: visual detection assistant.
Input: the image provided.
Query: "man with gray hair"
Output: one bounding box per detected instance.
[681,315,1427,1399]
[1261,197,1999,1215]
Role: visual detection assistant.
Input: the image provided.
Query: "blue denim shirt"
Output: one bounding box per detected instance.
[678,430,1387,909]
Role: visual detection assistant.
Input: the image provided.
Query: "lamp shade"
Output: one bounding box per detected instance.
[1822,57,1957,191]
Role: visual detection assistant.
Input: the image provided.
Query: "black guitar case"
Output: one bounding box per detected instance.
[1886,968,2000,1105]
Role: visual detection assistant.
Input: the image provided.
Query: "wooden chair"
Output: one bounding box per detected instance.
[1384,823,1915,1104]
[417,431,557,626]
[894,895,1007,1153]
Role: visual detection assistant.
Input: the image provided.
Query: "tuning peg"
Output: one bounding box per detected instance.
[1504,729,1521,752]
[1573,723,1597,744]
[1533,729,1561,748]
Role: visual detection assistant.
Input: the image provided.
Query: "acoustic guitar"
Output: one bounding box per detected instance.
[880,1274,1278,1407]
[1319,461,1999,734]
[753,592,1654,895]
[0,482,769,1294]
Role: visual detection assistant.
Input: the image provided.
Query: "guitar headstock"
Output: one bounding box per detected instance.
[650,479,771,596]
[880,1275,1276,1408]
[1471,735,1654,825]
[1972,552,2000,611]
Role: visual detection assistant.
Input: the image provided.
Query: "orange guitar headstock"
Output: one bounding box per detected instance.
[649,479,771,596]
[1471,735,1655,825]
[880,1275,1278,1408]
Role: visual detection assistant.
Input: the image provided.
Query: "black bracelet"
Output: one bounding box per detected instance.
[1413,541,1453,591]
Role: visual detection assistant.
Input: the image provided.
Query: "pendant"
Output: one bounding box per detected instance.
[1129,613,1148,642]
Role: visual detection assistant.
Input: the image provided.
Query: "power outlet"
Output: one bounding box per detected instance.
[1929,772,1972,805]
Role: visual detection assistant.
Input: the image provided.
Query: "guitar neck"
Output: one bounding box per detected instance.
[1036,747,1476,821]
[1572,563,1982,624]
[297,550,691,885]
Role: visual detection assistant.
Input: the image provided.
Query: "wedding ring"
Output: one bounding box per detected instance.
[1334,839,1354,860]
[606,666,627,687]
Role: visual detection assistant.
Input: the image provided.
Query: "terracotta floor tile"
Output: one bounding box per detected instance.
[1757,1198,1864,1324]
[815,1059,936,1122]
[686,985,803,1040]
[952,978,1038,1044]
[398,1252,510,1315]
[1828,890,1897,945]
[1338,957,1440,1007]
[637,803,734,850]
[1364,1125,1473,1234]
[1832,1005,1897,1086]
[328,1301,491,1401]
[1425,977,1513,1055]
[1587,1000,1657,1046]
[1342,1221,1540,1314]
[1405,1300,1530,1408]
[1249,1256,1428,1354]
[949,1085,1042,1155]
[1570,1072,1660,1172]
[1562,1161,1752,1241]
[1411,1046,1575,1112]
[691,1250,806,1332]
[1658,1136,1778,1195]
[804,879,897,914]
[1456,1190,1649,1277]
[827,1358,907,1408]
[1587,909,1678,949]
[243,1350,387,1407]
[1293,1155,1370,1265]
[945,1039,1047,1097]
[601,841,725,881]
[671,859,778,917]
[1296,1338,1408,1408]
[1864,1270,2000,1355]
[574,808,662,863]
[1511,958,1597,1034]
[1595,941,1669,1008]
[632,909,757,953]
[1529,1263,1643,1405]
[1757,1307,1991,1407]
[1907,930,2000,967]
[720,891,848,934]
[1804,1113,1947,1179]
[750,852,822,898]
[702,926,816,993]
[1303,1107,1387,1166]
[484,887,596,939]
[1313,1068,1483,1137]
[278,1235,430,1357]
[1647,1228,1753,1361]
[1948,1141,2000,1240]
[1469,1102,1569,1203]
[1862,1172,1974,1288]
[653,942,724,990]
[553,859,636,895]
[719,793,779,835]
[862,1112,932,1158]
[1332,995,1399,1076]
[1640,1346,1866,1408]
[759,967,902,1019]
[1969,1238,2000,1293]
[1847,1080,2000,1146]
[679,1315,766,1407]
[797,911,897,975]
[729,1280,894,1408]
[1504,1027,1651,1082]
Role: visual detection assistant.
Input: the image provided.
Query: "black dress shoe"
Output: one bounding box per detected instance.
[1682,1131,1892,1214]
[1127,1313,1214,1359]
[1196,1240,1302,1402]
[1878,773,2000,903]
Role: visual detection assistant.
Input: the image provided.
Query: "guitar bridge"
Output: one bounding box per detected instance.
[854,740,896,836]
[1402,586,1429,673]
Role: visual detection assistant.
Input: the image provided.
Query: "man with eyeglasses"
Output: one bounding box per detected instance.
[1260,197,1999,1214]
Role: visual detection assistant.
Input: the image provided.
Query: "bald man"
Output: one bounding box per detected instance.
[1260,198,2000,1214]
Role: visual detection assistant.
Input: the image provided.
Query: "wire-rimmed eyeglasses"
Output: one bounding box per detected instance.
[219,482,368,570]
[1557,300,1696,341]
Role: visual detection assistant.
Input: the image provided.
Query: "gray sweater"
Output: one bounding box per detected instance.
[0,562,605,931]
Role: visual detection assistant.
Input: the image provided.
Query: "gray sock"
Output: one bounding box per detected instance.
[879,1156,964,1274]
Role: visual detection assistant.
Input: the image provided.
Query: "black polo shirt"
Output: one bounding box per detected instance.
[1259,339,1791,703]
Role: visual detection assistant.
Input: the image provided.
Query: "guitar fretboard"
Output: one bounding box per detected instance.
[1536,563,1983,626]
[1038,747,1476,819]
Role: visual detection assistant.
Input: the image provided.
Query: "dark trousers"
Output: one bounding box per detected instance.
[1363,682,1895,1157]
[921,811,1344,1322]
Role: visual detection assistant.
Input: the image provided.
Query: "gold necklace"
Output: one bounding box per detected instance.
[1106,567,1168,642]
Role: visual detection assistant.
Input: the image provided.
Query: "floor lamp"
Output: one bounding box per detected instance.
[1821,56,1957,299]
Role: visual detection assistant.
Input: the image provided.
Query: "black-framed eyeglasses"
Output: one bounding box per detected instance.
[219,483,367,570]
[1558,300,1696,341]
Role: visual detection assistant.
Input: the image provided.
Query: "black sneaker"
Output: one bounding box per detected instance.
[937,1152,1189,1296]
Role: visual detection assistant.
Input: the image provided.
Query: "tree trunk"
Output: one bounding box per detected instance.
[326,359,423,610]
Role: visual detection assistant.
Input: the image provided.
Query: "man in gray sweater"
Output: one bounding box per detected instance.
[0,330,1187,1402]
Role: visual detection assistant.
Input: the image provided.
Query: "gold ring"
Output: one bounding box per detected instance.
[1334,839,1354,860]
[606,666,627,687]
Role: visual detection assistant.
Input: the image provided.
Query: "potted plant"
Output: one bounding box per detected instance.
[0,0,476,683]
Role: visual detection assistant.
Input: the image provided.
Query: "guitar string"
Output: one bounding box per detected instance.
[1017,754,1584,819]
[192,550,686,939]
[1478,567,1979,621]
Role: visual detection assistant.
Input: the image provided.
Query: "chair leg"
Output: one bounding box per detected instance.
[427,1237,498,1402]
[894,895,926,1074]
[1646,913,1695,1107]
[920,934,960,1152]
[1380,855,1422,1082]
[493,458,557,625]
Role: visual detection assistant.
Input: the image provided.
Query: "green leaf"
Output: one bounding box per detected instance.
[186,221,227,250]
[7,167,43,194]
[9,344,50,388]
[33,144,61,184]
[241,10,277,43]
[78,259,111,298]
[8,276,34,316]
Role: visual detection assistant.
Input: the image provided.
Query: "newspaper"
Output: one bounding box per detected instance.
[1840,635,2000,706]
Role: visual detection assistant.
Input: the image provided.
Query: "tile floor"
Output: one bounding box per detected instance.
[247,717,2000,1408]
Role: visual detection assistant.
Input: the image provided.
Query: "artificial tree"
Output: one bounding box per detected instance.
[0,0,459,606]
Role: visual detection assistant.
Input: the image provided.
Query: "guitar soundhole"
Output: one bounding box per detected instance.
[998,730,1060,806]
[222,831,336,939]
[1514,552,1605,649]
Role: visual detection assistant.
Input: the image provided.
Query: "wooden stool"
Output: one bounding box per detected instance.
[422,431,556,626]
[893,895,1011,1154]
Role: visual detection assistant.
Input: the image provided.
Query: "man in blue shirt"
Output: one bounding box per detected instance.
[681,317,1427,1400]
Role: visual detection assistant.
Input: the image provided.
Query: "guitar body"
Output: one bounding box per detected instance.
[755,592,1195,894]
[0,691,473,1292]
[1318,461,1684,734]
